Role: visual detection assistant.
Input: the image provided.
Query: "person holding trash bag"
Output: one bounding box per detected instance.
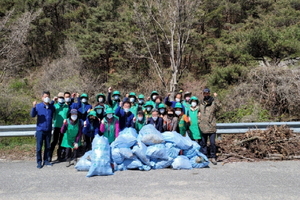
[82,110,100,152]
[107,87,121,112]
[60,109,83,167]
[163,107,178,132]
[100,108,120,144]
[187,96,202,144]
[147,109,164,132]
[199,88,220,165]
[174,102,190,136]
[115,100,135,131]
[71,93,92,120]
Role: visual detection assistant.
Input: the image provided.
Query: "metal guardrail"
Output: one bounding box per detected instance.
[0,122,300,137]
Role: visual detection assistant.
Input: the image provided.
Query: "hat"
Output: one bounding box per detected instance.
[203,88,210,93]
[144,101,154,107]
[70,109,78,114]
[112,90,121,96]
[87,110,97,117]
[106,108,114,114]
[152,108,159,113]
[158,103,166,109]
[57,92,64,98]
[190,96,199,103]
[80,93,89,98]
[184,91,192,97]
[96,93,106,102]
[94,105,104,110]
[129,92,136,97]
[151,91,159,95]
[138,94,144,99]
[174,102,182,109]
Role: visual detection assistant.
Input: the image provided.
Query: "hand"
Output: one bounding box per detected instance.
[213,93,218,97]
[76,93,80,98]
[71,93,76,98]
[63,119,67,125]
[146,96,150,101]
[168,93,171,97]
[133,117,136,122]
[84,121,87,127]
[73,142,78,149]
[108,87,112,93]
[53,96,58,102]
[87,109,91,113]
[119,101,123,107]
[33,101,37,108]
[125,93,129,97]
[101,119,105,124]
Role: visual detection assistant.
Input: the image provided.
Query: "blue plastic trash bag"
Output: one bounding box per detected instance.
[75,150,92,171]
[132,142,151,165]
[166,145,181,159]
[112,128,137,148]
[123,156,143,169]
[190,153,209,168]
[162,131,192,150]
[146,143,168,160]
[138,124,164,145]
[86,135,113,177]
[111,147,124,164]
[152,157,174,169]
[119,147,135,159]
[139,165,151,171]
[172,155,192,170]
[183,141,201,158]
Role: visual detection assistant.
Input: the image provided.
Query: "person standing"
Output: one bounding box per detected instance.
[100,108,120,144]
[82,110,100,151]
[30,91,55,169]
[163,107,178,132]
[114,101,135,131]
[147,109,164,132]
[182,91,192,114]
[199,88,220,165]
[135,111,146,133]
[50,92,69,162]
[174,102,189,136]
[187,96,202,144]
[107,87,121,112]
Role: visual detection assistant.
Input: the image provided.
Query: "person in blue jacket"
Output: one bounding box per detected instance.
[82,110,100,152]
[164,92,185,113]
[114,100,135,131]
[30,91,55,169]
[71,93,92,120]
[147,109,164,132]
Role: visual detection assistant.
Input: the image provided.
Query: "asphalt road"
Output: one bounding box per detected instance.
[0,160,299,200]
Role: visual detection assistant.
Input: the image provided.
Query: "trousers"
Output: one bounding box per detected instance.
[200,133,216,158]
[36,130,51,164]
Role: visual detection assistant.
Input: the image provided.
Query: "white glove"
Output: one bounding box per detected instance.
[73,142,78,149]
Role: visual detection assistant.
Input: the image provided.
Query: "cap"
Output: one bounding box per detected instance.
[203,88,210,93]
[129,92,136,97]
[138,94,144,99]
[112,91,121,96]
[70,109,78,114]
[158,103,166,109]
[87,110,97,117]
[106,108,114,114]
[80,93,88,98]
[174,102,182,109]
[57,92,64,98]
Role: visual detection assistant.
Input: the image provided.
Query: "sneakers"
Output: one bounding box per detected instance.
[37,162,43,169]
[44,161,53,167]
[210,158,217,165]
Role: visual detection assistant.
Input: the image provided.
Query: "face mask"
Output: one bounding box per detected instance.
[159,109,165,114]
[96,109,102,114]
[167,113,173,118]
[146,107,152,112]
[89,118,95,122]
[43,97,50,103]
[204,96,210,100]
[138,116,143,121]
[175,98,181,102]
[185,97,191,101]
[191,102,197,107]
[175,111,181,116]
[129,97,135,103]
[152,95,157,100]
[114,95,119,100]
[107,114,113,119]
[81,98,87,103]
[124,108,130,112]
[71,115,77,121]
[152,116,158,121]
[65,97,71,103]
[138,99,144,104]
[98,97,104,102]
[58,98,65,104]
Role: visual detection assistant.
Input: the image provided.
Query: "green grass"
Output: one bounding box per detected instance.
[0,137,36,150]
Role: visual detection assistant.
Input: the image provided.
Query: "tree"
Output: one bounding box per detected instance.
[131,0,202,95]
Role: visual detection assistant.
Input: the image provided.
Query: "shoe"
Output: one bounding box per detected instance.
[44,161,53,167]
[37,163,43,169]
[211,158,217,165]
[66,160,74,167]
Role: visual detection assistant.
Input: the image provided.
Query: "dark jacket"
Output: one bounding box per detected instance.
[147,117,164,132]
[114,106,135,131]
[30,102,55,132]
[71,97,92,120]
[82,118,100,137]
[164,96,185,113]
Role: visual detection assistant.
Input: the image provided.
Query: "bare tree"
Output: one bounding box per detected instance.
[130,0,202,96]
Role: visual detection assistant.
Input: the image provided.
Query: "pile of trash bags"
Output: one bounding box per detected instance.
[75,124,209,177]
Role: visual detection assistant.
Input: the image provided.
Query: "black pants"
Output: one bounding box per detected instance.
[65,148,77,161]
[200,133,216,158]
[50,127,65,160]
[85,135,94,152]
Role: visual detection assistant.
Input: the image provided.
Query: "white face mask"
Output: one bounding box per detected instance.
[96,109,102,114]
[58,98,65,103]
[175,98,181,102]
[43,97,50,103]
[65,97,71,103]
[138,99,144,104]
[81,98,87,103]
[146,107,152,112]
[152,95,157,100]
[138,116,143,121]
[152,116,158,121]
[191,102,197,107]
[129,97,135,103]
[107,114,113,119]
[71,115,77,121]
[124,108,130,112]
[114,95,119,100]
[175,111,181,116]
[98,97,104,102]
[159,109,165,114]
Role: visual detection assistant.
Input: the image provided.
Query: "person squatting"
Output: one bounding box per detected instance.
[30,87,220,169]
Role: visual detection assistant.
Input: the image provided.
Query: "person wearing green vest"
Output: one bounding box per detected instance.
[94,105,105,120]
[182,91,192,115]
[60,109,83,167]
[149,91,159,108]
[158,103,167,118]
[95,93,110,112]
[50,92,70,162]
[135,110,146,133]
[127,92,139,117]
[107,87,121,112]
[137,94,145,112]
[100,108,120,144]
[143,101,154,121]
[174,102,190,136]
[187,96,202,143]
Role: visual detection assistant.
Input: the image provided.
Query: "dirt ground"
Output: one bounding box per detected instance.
[1,125,300,163]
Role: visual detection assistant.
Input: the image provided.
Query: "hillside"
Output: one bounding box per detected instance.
[0,0,300,125]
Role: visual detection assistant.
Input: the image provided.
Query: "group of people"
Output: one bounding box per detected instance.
[30,87,220,169]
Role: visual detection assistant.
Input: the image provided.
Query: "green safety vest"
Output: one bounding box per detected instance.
[103,117,117,144]
[61,119,81,148]
[182,100,191,115]
[135,119,146,133]
[53,103,69,128]
[130,103,138,117]
[178,115,188,136]
[188,108,201,140]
